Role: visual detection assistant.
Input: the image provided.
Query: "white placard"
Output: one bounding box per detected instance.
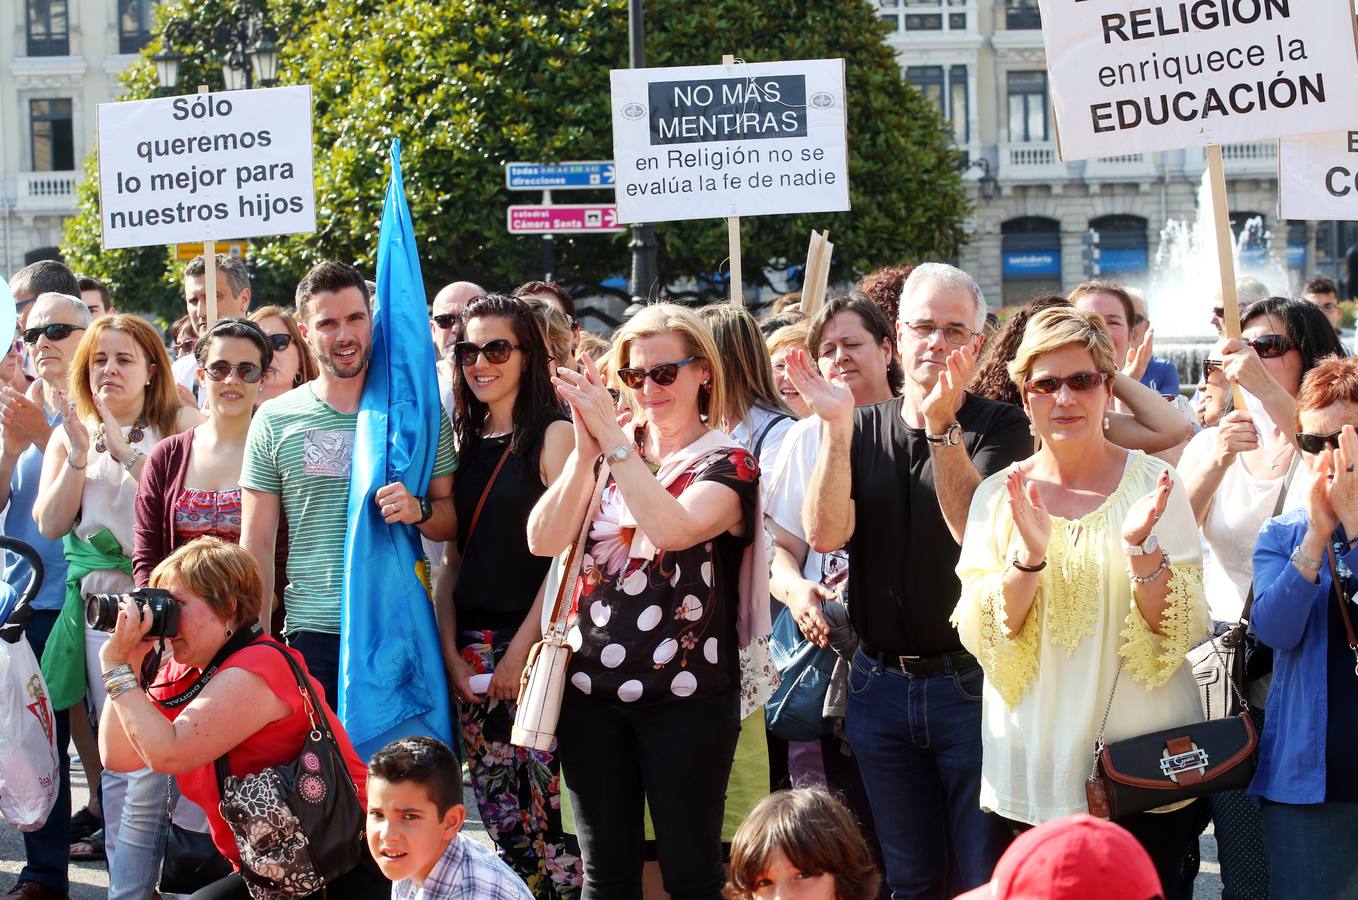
[1279,130,1358,220]
[610,59,850,224]
[97,86,316,250]
[1036,0,1358,161]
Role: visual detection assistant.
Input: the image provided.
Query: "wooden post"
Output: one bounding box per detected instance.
[722,54,742,306]
[198,84,218,327]
[1205,145,1246,411]
[800,229,833,319]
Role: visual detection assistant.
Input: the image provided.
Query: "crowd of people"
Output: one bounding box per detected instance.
[2,253,1356,900]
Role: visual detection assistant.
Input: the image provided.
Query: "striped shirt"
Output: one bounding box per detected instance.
[240,382,456,635]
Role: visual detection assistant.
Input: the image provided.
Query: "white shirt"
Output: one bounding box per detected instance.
[764,417,849,586]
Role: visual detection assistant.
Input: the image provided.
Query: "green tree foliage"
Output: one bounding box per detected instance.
[62,0,967,310]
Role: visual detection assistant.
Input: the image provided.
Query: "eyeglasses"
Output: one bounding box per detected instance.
[266,332,294,352]
[1212,306,1225,320]
[1202,358,1223,381]
[431,313,458,330]
[903,319,977,346]
[1024,372,1110,395]
[1246,334,1294,359]
[617,356,698,389]
[174,337,197,357]
[202,360,265,384]
[23,323,86,344]
[454,339,520,366]
[1296,429,1343,455]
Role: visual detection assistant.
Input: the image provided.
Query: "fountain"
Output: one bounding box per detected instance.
[1145,170,1292,388]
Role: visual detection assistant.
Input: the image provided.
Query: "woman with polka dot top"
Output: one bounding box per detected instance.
[531,303,765,899]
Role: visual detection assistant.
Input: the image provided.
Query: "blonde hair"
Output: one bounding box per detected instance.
[520,296,575,372]
[149,537,263,627]
[766,321,810,357]
[574,331,611,368]
[250,305,319,385]
[611,303,725,424]
[697,304,790,431]
[1007,306,1118,391]
[68,314,182,437]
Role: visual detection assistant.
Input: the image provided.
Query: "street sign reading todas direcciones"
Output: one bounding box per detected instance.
[505,161,616,190]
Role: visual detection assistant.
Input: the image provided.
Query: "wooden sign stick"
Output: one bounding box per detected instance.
[198,84,218,328]
[801,229,833,319]
[722,54,742,306]
[1205,145,1247,411]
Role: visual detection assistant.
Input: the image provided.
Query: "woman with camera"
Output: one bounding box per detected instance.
[34,313,200,899]
[96,537,385,900]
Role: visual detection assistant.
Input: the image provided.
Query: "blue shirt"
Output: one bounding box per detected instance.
[1140,357,1181,397]
[1249,508,1358,804]
[3,409,68,611]
[390,833,532,900]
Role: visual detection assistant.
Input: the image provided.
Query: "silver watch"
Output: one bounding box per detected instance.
[606,443,634,466]
[924,422,963,447]
[1124,533,1159,557]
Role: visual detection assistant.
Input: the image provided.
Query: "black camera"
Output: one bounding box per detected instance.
[85,587,180,637]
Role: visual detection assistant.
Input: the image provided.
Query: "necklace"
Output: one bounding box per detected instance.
[1266,441,1294,472]
[95,416,146,454]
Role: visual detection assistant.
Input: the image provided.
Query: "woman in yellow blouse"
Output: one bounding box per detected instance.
[953,306,1209,899]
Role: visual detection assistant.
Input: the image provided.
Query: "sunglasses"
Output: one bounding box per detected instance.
[1296,429,1343,455]
[431,313,459,330]
[1024,372,1110,395]
[23,323,86,344]
[454,338,520,366]
[1202,358,1223,381]
[202,360,265,383]
[266,332,294,352]
[1212,306,1225,320]
[1246,334,1294,359]
[617,356,698,389]
[174,337,198,356]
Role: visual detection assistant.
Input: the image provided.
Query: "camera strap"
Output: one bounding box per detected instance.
[152,621,265,709]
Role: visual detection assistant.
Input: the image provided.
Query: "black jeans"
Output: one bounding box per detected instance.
[284,630,339,709]
[187,854,390,899]
[557,688,741,900]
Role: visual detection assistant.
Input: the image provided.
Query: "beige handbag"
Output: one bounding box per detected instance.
[511,468,607,751]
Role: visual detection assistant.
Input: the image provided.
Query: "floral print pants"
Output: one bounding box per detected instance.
[458,629,583,899]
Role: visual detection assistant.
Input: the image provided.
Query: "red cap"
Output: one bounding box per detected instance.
[956,814,1162,900]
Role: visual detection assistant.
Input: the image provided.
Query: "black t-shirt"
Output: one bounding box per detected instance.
[1325,569,1358,802]
[848,394,1032,656]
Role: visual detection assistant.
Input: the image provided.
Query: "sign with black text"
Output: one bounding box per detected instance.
[1036,0,1358,160]
[610,59,849,223]
[1279,130,1358,220]
[97,86,316,250]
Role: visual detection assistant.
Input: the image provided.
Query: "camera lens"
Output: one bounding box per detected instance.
[84,593,121,632]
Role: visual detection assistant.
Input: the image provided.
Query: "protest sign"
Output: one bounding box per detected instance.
[1035,0,1358,161]
[609,58,850,224]
[97,85,315,250]
[1279,130,1358,220]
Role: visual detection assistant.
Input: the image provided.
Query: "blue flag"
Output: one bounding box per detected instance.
[340,140,451,757]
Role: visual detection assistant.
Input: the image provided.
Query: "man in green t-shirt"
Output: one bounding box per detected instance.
[241,260,457,706]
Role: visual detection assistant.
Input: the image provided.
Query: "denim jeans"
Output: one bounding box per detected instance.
[1261,801,1358,899]
[17,610,72,893]
[285,630,339,710]
[845,649,1010,900]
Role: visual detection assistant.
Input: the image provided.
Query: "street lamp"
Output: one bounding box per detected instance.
[217,10,280,90]
[963,157,999,200]
[152,47,181,94]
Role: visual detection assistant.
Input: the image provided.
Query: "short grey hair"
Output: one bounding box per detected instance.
[183,254,251,298]
[33,292,93,327]
[898,263,987,331]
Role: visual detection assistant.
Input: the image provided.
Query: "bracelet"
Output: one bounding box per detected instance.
[103,674,139,696]
[101,663,134,681]
[1010,554,1047,573]
[65,455,87,471]
[122,449,144,473]
[1290,547,1322,572]
[1129,550,1170,585]
[107,678,142,701]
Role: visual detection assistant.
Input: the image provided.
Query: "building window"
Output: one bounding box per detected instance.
[120,0,156,54]
[878,0,970,34]
[1091,215,1150,280]
[26,0,70,56]
[1007,71,1049,143]
[906,65,970,145]
[1005,0,1042,29]
[1002,216,1063,305]
[30,99,75,171]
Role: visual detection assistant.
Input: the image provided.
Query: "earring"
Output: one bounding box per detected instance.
[1028,420,1036,436]
[1103,415,1111,431]
[225,626,233,637]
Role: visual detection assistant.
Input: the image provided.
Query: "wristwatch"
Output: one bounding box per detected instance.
[606,443,634,466]
[1124,533,1159,557]
[414,495,433,525]
[924,422,963,447]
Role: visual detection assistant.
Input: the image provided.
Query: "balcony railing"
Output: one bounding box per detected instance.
[998,141,1067,181]
[1084,153,1160,180]
[1183,142,1278,179]
[14,171,79,213]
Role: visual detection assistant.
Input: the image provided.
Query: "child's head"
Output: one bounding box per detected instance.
[366,736,466,884]
[724,789,880,900]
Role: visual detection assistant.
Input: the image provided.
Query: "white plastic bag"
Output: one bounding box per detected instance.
[0,636,60,831]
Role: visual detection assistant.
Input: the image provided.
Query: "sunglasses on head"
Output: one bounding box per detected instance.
[202,360,264,383]
[23,323,86,344]
[617,356,698,389]
[1296,429,1343,455]
[431,313,458,330]
[454,338,520,366]
[266,332,294,352]
[1024,372,1110,395]
[1246,334,1294,359]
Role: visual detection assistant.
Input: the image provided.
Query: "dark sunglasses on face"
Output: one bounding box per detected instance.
[1202,358,1223,381]
[1296,429,1343,455]
[454,339,520,366]
[23,323,86,344]
[1246,334,1294,359]
[202,360,265,384]
[616,356,698,389]
[174,337,198,356]
[1024,371,1110,395]
[1212,306,1225,320]
[431,313,458,330]
[266,332,294,352]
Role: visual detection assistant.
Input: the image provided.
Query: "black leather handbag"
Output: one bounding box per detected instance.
[1085,659,1258,821]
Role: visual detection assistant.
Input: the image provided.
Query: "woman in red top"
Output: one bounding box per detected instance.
[96,537,387,899]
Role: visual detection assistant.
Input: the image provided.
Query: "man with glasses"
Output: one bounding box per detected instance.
[174,254,253,404]
[1210,276,1271,336]
[8,261,80,331]
[1127,288,1181,397]
[429,281,483,360]
[1302,276,1349,351]
[794,263,1030,897]
[241,261,458,707]
[1,292,88,900]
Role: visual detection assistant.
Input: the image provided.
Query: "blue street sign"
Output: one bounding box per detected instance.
[506,161,616,190]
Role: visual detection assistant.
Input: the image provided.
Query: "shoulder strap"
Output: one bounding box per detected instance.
[544,464,609,642]
[1241,455,1302,623]
[459,442,513,554]
[751,413,791,460]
